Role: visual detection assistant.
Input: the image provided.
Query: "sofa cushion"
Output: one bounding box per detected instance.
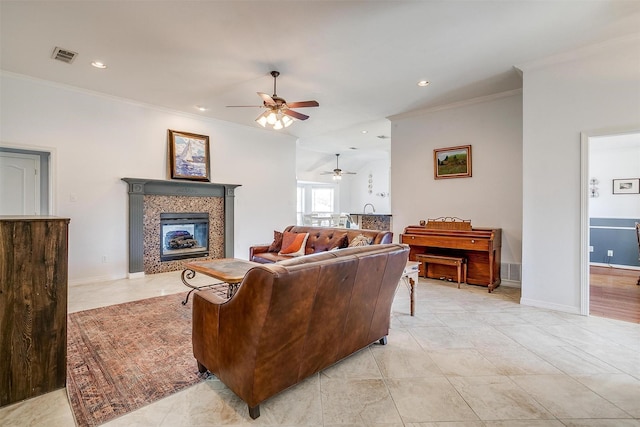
[349,234,373,247]
[305,230,348,255]
[252,252,285,264]
[278,232,310,256]
[268,230,283,252]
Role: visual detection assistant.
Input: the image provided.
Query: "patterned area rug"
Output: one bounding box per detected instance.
[66,292,203,427]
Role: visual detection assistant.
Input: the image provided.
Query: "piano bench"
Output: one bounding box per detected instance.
[416,254,467,288]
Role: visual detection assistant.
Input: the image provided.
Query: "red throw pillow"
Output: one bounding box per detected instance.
[278,232,309,257]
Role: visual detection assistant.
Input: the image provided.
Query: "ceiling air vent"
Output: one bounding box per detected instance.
[51,47,78,64]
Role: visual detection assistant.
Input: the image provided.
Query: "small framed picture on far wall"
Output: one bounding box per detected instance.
[612,178,639,194]
[434,145,472,179]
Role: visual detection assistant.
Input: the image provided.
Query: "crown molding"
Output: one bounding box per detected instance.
[388,88,522,121]
[515,32,640,73]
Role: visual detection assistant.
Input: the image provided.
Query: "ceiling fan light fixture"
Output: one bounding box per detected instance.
[232,71,319,130]
[332,173,342,181]
[255,111,269,127]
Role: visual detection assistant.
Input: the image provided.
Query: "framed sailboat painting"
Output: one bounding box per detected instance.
[168,129,210,181]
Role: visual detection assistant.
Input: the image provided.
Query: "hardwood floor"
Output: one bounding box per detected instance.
[590,265,640,323]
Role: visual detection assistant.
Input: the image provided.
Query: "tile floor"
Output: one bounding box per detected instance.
[1,272,639,426]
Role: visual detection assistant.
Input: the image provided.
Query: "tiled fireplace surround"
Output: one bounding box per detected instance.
[122,178,240,276]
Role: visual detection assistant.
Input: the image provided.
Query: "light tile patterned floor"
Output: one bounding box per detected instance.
[2,272,639,426]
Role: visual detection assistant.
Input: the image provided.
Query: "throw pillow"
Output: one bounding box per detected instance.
[348,234,372,247]
[278,232,310,257]
[329,234,349,251]
[268,230,283,253]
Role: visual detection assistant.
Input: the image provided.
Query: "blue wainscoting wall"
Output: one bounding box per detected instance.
[590,218,640,267]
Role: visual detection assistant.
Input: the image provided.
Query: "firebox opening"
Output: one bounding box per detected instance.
[160,212,209,261]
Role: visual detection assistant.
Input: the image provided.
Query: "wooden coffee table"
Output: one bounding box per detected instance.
[181,258,260,305]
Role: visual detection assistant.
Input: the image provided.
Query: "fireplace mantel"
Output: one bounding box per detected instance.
[122,178,241,276]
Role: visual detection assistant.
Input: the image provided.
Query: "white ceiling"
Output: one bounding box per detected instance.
[2,1,639,175]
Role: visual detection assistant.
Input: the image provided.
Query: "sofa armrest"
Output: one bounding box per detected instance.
[249,244,271,260]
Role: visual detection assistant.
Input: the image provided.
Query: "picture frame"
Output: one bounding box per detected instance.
[434,145,472,179]
[612,178,639,194]
[168,129,210,182]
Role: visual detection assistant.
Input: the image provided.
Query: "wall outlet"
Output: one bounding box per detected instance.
[607,250,613,257]
[589,246,594,252]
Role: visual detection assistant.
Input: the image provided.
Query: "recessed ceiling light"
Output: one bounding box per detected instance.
[91,61,107,69]
[361,130,368,134]
[417,80,430,87]
[349,147,358,150]
[196,106,208,112]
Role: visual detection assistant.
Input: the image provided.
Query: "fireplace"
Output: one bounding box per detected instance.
[122,178,240,276]
[160,212,209,261]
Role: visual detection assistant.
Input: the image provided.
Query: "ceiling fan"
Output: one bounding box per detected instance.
[320,154,356,181]
[226,71,319,130]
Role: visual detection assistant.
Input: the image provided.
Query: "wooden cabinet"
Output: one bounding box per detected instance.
[0,216,70,407]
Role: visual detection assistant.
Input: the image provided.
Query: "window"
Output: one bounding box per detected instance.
[296,186,305,226]
[311,187,334,212]
[296,182,338,225]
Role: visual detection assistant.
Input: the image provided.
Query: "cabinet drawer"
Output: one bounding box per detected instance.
[402,235,490,251]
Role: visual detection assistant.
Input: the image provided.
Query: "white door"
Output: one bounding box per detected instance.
[0,152,40,215]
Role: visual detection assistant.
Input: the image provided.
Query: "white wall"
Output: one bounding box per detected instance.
[589,133,640,218]
[520,35,640,313]
[344,159,391,215]
[0,73,297,285]
[390,92,523,266]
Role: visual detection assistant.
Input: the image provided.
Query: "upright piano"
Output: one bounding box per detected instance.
[400,218,502,292]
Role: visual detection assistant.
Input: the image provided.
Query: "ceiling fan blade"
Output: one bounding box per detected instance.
[286,100,319,108]
[257,92,276,106]
[283,109,309,121]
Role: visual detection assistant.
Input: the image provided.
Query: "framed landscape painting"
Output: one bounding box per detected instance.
[434,145,472,179]
[612,178,639,194]
[168,129,210,181]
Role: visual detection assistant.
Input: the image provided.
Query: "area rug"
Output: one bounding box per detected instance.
[66,292,203,427]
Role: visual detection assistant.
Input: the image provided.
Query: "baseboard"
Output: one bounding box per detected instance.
[520,297,581,315]
[69,273,128,287]
[590,262,640,271]
[500,279,521,288]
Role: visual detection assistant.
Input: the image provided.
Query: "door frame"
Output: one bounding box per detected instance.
[580,126,640,316]
[0,144,55,215]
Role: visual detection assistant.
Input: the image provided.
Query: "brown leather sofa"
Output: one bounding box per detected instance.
[192,243,409,419]
[249,225,393,263]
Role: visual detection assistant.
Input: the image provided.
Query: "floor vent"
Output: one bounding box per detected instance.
[51,47,78,64]
[501,263,521,282]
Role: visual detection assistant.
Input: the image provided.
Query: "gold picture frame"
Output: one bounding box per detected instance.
[168,129,210,181]
[434,145,472,179]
